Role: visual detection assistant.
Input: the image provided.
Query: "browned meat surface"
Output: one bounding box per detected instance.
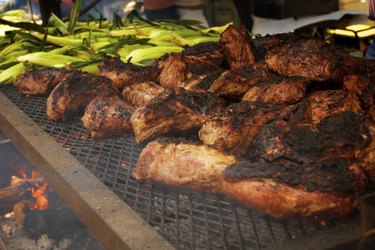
[82,94,134,139]
[344,74,375,109]
[220,25,256,69]
[344,74,375,176]
[133,139,366,221]
[265,38,364,82]
[46,73,116,121]
[158,53,222,91]
[131,88,226,144]
[122,81,165,108]
[132,138,236,192]
[223,158,366,221]
[245,90,368,163]
[16,68,72,95]
[199,102,295,156]
[209,67,274,99]
[242,76,309,105]
[182,42,224,67]
[98,56,160,91]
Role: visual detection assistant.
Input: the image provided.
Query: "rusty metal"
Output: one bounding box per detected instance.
[0,85,370,249]
[0,92,174,250]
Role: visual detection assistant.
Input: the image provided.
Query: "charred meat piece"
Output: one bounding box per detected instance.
[220,25,256,69]
[223,158,366,221]
[209,67,274,99]
[344,74,375,109]
[133,139,366,221]
[252,33,303,60]
[199,102,295,156]
[245,90,369,163]
[132,138,237,192]
[82,94,134,139]
[122,81,165,108]
[265,38,362,82]
[182,42,224,67]
[46,72,116,121]
[242,76,309,105]
[16,68,72,95]
[131,88,226,144]
[158,53,222,91]
[98,56,160,91]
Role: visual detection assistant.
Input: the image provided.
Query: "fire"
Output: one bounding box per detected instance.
[14,166,49,211]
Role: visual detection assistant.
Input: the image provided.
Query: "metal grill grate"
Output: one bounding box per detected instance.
[0,85,345,249]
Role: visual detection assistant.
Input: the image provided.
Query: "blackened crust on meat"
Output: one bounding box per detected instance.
[224,158,359,193]
[246,112,370,162]
[131,88,226,144]
[183,42,222,55]
[220,25,256,69]
[47,72,116,121]
[82,94,134,138]
[98,56,160,91]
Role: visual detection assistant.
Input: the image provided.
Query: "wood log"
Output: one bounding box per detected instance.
[0,185,26,215]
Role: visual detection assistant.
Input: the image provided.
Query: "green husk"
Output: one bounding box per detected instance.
[0,62,27,84]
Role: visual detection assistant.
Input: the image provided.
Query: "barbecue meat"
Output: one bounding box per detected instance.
[245,90,369,163]
[220,25,256,69]
[265,38,364,82]
[82,94,134,139]
[344,74,375,176]
[133,139,366,221]
[158,53,222,91]
[131,88,226,144]
[46,73,115,121]
[122,81,165,108]
[182,42,224,67]
[16,68,72,95]
[199,102,295,156]
[209,67,274,99]
[242,76,309,105]
[223,158,366,220]
[98,56,160,91]
[132,138,236,192]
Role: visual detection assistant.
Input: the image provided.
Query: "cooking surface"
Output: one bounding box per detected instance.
[0,85,356,249]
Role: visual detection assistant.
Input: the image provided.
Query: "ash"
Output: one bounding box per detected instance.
[0,212,102,250]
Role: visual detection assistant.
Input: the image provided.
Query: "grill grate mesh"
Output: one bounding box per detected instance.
[1,85,346,249]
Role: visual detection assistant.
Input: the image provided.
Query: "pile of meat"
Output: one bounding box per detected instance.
[16,25,375,221]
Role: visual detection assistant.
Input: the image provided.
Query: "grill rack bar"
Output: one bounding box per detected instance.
[0,86,363,249]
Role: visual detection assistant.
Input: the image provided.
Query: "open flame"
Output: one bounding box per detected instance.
[13,165,49,211]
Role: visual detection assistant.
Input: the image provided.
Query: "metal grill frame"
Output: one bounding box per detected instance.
[0,86,361,249]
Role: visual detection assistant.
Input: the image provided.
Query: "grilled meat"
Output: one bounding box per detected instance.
[158,53,222,91]
[46,72,115,121]
[220,25,256,69]
[344,74,375,176]
[199,102,295,156]
[223,158,366,220]
[209,67,274,99]
[245,90,369,163]
[242,76,309,105]
[122,81,165,108]
[98,56,160,91]
[131,88,226,144]
[265,38,364,82]
[82,94,134,139]
[17,68,72,95]
[133,139,366,221]
[132,138,236,191]
[183,42,224,67]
